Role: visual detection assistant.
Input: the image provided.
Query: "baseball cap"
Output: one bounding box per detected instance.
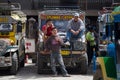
[74,13,79,17]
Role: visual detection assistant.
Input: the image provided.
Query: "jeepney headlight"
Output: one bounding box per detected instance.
[10,40,14,45]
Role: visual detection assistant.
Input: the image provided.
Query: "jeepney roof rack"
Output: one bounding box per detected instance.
[0,3,21,15]
[0,3,21,10]
[42,6,84,15]
[112,3,120,7]
[43,6,81,11]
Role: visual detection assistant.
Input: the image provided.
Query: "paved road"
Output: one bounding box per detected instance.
[0,61,93,80]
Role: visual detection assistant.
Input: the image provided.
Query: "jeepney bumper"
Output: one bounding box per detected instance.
[38,50,87,67]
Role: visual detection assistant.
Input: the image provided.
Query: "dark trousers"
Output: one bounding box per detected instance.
[87,42,95,66]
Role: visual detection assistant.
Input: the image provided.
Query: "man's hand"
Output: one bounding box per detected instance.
[73,30,80,35]
[75,30,80,35]
[71,29,80,35]
[71,29,76,34]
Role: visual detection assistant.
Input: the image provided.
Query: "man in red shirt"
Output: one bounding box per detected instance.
[42,19,54,37]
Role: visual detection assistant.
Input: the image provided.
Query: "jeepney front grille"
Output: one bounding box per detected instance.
[72,41,86,51]
[0,40,8,53]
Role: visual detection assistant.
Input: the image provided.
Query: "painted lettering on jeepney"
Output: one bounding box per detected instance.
[40,15,73,20]
[40,14,85,21]
[63,15,73,20]
[46,15,60,19]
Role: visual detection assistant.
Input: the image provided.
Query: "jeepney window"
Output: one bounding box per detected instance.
[17,21,22,33]
[41,20,68,32]
[0,24,13,32]
[54,20,68,32]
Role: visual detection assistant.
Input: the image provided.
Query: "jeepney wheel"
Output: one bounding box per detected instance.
[37,53,44,74]
[20,47,25,67]
[10,52,19,75]
[79,53,88,74]
[93,65,103,80]
[80,59,88,74]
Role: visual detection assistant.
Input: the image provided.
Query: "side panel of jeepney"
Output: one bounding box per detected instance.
[25,38,35,53]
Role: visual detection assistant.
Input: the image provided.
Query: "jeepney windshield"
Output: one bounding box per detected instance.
[0,24,13,32]
[41,20,69,32]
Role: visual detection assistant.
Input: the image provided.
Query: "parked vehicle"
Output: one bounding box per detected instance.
[0,3,26,75]
[24,17,39,63]
[37,6,88,74]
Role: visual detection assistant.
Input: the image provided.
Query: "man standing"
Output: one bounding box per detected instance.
[45,27,70,77]
[66,12,85,42]
[86,26,96,66]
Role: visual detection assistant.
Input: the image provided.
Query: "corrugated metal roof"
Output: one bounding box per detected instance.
[0,0,120,16]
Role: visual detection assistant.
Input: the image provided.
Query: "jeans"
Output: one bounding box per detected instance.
[50,53,68,75]
[66,30,84,41]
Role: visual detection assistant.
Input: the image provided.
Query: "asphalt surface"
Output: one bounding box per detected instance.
[0,60,93,80]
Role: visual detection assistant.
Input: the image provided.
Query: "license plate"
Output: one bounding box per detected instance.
[61,50,70,55]
[0,57,4,64]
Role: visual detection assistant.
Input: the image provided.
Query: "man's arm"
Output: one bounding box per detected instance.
[67,19,76,34]
[55,36,64,45]
[67,20,72,30]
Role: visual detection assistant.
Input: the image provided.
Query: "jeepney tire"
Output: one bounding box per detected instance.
[37,53,44,74]
[93,65,103,80]
[78,53,88,74]
[20,47,25,67]
[80,59,88,74]
[10,52,19,75]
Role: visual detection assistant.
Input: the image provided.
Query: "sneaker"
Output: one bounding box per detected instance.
[63,74,71,77]
[64,41,70,46]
